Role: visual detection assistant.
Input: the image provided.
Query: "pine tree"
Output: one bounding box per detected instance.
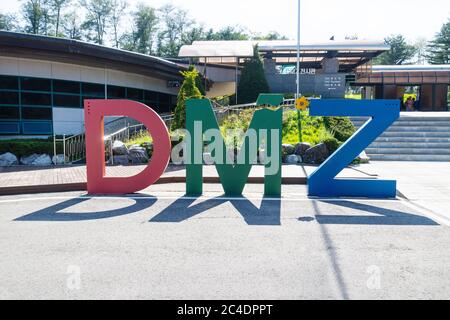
[426,19,450,64]
[172,69,203,130]
[188,65,206,96]
[237,45,270,104]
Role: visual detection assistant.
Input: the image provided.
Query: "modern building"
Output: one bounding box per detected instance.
[0,31,185,137]
[179,39,390,99]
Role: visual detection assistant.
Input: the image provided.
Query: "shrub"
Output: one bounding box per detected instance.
[322,137,340,154]
[0,139,63,158]
[324,116,356,142]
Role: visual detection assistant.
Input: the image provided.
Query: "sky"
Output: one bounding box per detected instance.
[1,0,449,43]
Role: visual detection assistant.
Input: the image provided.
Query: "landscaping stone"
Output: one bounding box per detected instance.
[303,143,330,164]
[358,151,370,164]
[0,153,18,166]
[294,142,312,156]
[282,144,295,156]
[52,154,68,165]
[128,146,149,164]
[20,154,52,166]
[203,152,214,165]
[112,140,128,156]
[285,155,302,164]
[112,155,130,165]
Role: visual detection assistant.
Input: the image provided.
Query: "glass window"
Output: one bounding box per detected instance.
[22,107,52,120]
[21,92,51,106]
[22,121,53,134]
[144,90,158,101]
[0,76,19,90]
[21,77,51,92]
[0,106,20,119]
[53,80,80,94]
[127,88,143,100]
[0,91,19,105]
[82,83,105,97]
[159,93,171,104]
[0,122,20,134]
[54,94,80,108]
[107,85,126,98]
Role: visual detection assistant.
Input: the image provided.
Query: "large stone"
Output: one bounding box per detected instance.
[203,152,214,165]
[112,140,128,156]
[128,146,149,164]
[303,143,330,165]
[282,144,295,156]
[0,152,18,166]
[112,155,130,165]
[52,154,68,165]
[285,154,302,164]
[358,151,370,164]
[294,142,312,156]
[20,154,52,166]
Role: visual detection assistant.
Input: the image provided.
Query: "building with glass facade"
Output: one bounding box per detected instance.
[0,31,184,136]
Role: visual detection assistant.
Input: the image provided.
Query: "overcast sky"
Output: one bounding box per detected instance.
[1,0,449,43]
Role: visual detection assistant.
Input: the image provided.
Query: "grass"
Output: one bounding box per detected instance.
[345,94,362,100]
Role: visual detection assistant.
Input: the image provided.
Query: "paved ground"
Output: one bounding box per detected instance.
[0,182,450,300]
[1,161,450,300]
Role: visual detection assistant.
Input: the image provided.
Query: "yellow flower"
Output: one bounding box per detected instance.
[295,96,310,111]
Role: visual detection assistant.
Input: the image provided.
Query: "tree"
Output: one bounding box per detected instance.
[236,45,269,104]
[426,19,450,64]
[49,0,71,36]
[109,0,126,47]
[172,68,203,130]
[80,0,113,45]
[157,4,192,57]
[63,11,82,39]
[373,34,417,65]
[207,26,249,41]
[252,31,287,40]
[121,3,158,54]
[188,65,206,96]
[0,13,17,31]
[22,0,49,34]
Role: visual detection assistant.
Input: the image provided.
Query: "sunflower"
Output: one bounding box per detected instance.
[295,96,310,111]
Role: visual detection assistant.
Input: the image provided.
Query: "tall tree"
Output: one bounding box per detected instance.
[63,11,82,39]
[49,0,71,36]
[80,0,113,45]
[121,3,159,54]
[0,13,17,31]
[426,19,450,64]
[109,0,126,47]
[157,4,192,57]
[22,0,47,34]
[207,26,249,41]
[237,45,270,104]
[373,34,417,65]
[252,31,287,40]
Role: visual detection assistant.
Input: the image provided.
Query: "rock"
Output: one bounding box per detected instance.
[112,155,129,165]
[20,154,52,166]
[358,151,370,164]
[203,152,214,165]
[128,146,149,164]
[282,144,295,156]
[112,140,128,156]
[52,154,68,165]
[303,143,330,165]
[0,152,18,166]
[285,154,302,164]
[294,142,312,156]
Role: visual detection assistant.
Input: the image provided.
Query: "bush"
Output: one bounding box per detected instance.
[324,116,356,142]
[322,137,340,154]
[0,139,63,158]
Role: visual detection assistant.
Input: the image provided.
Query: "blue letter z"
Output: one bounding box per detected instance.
[308,99,400,198]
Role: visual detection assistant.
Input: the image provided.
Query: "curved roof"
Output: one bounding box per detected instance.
[372,65,450,72]
[0,31,185,80]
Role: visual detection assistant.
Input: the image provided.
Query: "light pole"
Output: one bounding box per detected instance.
[296,0,302,143]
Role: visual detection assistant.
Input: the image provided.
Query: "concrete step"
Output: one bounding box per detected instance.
[366,148,450,155]
[353,121,450,128]
[367,154,450,161]
[385,126,450,133]
[374,137,450,143]
[380,131,450,138]
[370,142,450,149]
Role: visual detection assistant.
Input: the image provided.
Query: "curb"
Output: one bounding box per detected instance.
[0,177,307,196]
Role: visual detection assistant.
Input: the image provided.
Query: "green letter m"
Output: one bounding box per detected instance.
[186,99,282,197]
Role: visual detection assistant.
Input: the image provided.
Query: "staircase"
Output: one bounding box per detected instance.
[351,113,450,161]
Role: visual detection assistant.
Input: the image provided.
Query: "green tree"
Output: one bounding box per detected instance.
[80,0,113,45]
[109,0,126,47]
[188,65,206,96]
[172,68,203,130]
[22,0,51,34]
[426,19,450,64]
[62,11,82,39]
[252,31,287,40]
[157,4,192,57]
[49,0,71,36]
[121,3,158,54]
[206,26,249,40]
[237,45,270,104]
[373,34,417,65]
[0,13,17,31]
